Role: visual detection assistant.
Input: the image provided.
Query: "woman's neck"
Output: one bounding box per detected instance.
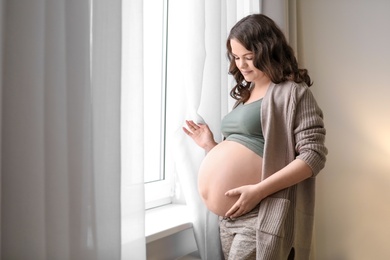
[250,78,271,100]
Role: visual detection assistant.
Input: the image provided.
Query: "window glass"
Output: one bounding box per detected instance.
[143,0,167,183]
[143,0,171,208]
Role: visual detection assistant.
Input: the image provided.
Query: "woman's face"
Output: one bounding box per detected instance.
[230,38,269,85]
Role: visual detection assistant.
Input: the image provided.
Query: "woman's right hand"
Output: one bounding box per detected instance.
[182,120,218,153]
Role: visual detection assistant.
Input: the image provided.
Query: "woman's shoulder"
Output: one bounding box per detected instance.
[274,80,309,90]
[270,80,309,96]
[268,81,316,106]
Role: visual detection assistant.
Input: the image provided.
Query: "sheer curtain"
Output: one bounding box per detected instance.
[120,0,146,259]
[1,0,121,259]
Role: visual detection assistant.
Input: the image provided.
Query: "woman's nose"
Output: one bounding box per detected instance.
[238,59,247,69]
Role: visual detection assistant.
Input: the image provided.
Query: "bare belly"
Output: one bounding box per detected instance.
[198,141,263,216]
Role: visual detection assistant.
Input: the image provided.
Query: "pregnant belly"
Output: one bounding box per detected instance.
[198,140,263,216]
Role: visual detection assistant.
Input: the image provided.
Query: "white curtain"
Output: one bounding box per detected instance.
[120,0,147,259]
[1,0,121,259]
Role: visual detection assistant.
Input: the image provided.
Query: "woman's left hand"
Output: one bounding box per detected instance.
[224,184,262,218]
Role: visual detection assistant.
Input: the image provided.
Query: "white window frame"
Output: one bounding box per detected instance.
[143,0,173,210]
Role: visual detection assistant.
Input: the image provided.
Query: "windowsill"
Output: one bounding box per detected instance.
[121,203,199,259]
[145,203,193,243]
[145,203,199,259]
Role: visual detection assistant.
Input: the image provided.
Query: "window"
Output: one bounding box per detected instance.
[143,0,172,209]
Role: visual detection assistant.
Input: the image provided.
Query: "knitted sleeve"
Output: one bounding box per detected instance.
[293,86,328,176]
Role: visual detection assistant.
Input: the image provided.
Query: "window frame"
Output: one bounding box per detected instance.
[144,0,172,210]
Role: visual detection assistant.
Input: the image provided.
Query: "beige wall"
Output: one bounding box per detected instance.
[295,1,390,259]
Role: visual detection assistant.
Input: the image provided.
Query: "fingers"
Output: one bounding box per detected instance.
[226,201,249,218]
[225,204,239,217]
[225,188,238,197]
[186,120,200,131]
[224,187,254,218]
[183,120,205,135]
[182,126,192,136]
[183,120,196,136]
[225,202,248,218]
[224,189,241,217]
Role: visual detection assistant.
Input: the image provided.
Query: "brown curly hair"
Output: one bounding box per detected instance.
[227,14,312,103]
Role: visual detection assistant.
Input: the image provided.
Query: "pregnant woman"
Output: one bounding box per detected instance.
[183,14,327,260]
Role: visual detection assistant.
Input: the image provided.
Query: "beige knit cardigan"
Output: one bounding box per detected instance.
[256,81,327,259]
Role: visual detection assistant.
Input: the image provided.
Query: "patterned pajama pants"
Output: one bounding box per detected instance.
[219,205,259,260]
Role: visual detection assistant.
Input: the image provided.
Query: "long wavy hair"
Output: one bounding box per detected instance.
[227,14,312,103]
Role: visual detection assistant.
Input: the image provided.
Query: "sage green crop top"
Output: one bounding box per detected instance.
[221,99,264,157]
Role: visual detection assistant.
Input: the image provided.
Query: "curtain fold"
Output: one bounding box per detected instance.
[91,0,122,257]
[1,0,121,259]
[120,0,146,259]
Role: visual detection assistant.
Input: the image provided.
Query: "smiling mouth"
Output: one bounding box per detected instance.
[241,70,252,75]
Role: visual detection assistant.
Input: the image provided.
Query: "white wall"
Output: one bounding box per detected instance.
[296,1,390,259]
